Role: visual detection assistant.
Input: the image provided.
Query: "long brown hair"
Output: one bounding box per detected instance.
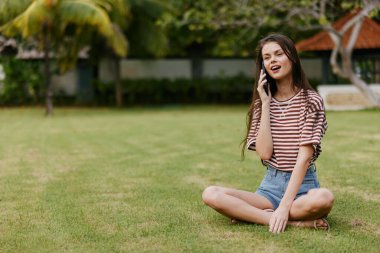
[241,34,313,159]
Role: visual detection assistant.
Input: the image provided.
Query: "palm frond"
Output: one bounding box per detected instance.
[0,0,33,24]
[59,0,127,56]
[108,23,128,57]
[106,0,130,29]
[59,0,113,36]
[0,0,53,37]
[98,0,128,15]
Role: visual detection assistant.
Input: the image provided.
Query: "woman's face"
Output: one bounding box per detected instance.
[261,42,292,81]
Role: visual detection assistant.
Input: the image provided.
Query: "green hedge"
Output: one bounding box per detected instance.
[94,75,255,105]
[93,75,320,106]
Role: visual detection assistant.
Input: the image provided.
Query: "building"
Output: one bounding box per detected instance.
[296,9,380,85]
[0,36,93,103]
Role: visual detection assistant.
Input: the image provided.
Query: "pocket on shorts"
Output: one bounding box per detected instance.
[264,171,273,181]
[304,169,318,183]
[258,170,273,189]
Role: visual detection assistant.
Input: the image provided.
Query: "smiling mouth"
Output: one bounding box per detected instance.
[271,66,281,72]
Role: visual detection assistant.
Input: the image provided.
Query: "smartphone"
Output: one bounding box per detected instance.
[261,61,269,96]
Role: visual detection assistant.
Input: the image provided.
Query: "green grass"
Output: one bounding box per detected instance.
[0,107,379,253]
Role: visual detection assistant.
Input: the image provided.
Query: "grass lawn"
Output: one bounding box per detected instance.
[0,106,379,253]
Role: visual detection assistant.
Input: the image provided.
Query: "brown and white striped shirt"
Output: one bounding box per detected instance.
[247,89,327,171]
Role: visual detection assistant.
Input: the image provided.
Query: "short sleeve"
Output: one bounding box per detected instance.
[299,96,327,152]
[247,100,261,151]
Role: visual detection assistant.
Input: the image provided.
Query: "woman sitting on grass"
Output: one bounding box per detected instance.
[202,34,334,234]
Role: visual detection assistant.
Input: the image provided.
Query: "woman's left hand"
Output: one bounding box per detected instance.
[269,205,290,234]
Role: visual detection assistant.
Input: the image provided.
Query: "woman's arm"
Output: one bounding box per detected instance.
[255,102,273,160]
[279,145,314,208]
[268,145,314,233]
[255,70,273,160]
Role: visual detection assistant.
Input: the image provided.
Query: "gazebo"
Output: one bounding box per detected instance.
[296,10,380,84]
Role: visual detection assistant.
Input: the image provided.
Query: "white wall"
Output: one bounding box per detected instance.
[51,69,77,96]
[319,84,380,110]
[122,59,191,79]
[203,59,255,77]
[99,59,191,82]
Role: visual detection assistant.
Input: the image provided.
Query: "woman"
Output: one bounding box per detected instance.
[202,34,334,234]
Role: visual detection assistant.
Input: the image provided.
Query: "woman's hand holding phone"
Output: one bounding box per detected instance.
[258,68,271,104]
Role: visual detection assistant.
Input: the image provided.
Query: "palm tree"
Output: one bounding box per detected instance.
[106,0,170,107]
[0,0,128,116]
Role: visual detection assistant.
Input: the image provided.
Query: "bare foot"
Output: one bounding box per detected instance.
[289,218,330,231]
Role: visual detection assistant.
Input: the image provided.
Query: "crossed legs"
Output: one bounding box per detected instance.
[202,186,334,229]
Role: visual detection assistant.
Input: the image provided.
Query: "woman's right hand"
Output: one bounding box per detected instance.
[257,69,272,104]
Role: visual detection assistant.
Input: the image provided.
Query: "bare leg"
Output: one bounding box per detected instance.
[202,186,274,225]
[289,188,334,220]
[203,186,334,230]
[288,188,334,229]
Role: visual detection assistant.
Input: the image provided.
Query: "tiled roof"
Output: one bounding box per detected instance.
[296,9,380,52]
[0,36,17,53]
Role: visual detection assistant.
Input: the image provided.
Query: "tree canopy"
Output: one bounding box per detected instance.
[0,0,129,115]
[158,0,377,57]
[0,0,128,72]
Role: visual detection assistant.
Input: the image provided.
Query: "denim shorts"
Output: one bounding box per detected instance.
[256,163,320,210]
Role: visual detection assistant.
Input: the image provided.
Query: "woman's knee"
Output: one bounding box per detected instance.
[202,186,223,208]
[309,188,335,212]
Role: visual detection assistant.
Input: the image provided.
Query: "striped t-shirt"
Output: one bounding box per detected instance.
[247,89,327,171]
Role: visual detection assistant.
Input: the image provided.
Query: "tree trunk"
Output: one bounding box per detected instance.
[341,45,380,108]
[328,25,380,108]
[334,52,380,108]
[43,23,53,116]
[349,73,380,107]
[113,56,122,107]
[189,43,204,79]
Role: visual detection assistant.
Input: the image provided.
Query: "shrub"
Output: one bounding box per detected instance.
[0,58,44,105]
[94,75,323,106]
[93,75,256,105]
